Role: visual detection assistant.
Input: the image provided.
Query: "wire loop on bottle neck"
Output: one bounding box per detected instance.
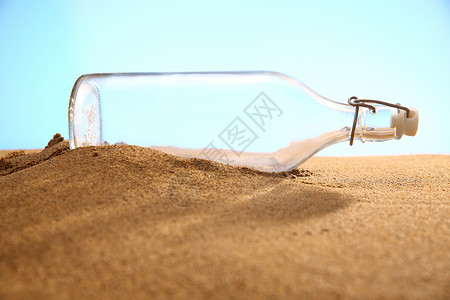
[347,96,410,146]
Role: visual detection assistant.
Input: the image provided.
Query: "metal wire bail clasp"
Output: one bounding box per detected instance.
[347,96,410,146]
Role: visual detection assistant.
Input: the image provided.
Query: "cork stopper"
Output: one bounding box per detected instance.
[404,107,419,136]
[390,107,419,137]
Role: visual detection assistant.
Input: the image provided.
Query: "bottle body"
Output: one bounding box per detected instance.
[69,71,403,172]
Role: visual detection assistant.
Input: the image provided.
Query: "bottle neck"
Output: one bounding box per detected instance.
[355,106,403,143]
[276,72,405,145]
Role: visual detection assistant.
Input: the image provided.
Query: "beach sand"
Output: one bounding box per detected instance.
[0,136,449,299]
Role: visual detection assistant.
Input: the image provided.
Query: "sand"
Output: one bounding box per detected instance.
[0,136,449,299]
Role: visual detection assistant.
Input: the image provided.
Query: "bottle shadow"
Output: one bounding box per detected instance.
[198,183,354,229]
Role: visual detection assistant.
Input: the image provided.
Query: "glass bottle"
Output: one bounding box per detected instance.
[68,71,418,172]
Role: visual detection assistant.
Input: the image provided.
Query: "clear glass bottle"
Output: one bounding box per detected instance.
[68,71,418,172]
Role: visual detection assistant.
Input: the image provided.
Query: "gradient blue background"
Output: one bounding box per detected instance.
[1,0,449,156]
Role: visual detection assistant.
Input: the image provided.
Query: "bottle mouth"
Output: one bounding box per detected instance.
[68,76,102,149]
[390,107,419,139]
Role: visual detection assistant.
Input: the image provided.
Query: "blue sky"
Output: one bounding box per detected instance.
[0,0,449,156]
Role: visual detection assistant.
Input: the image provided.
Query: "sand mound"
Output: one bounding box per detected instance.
[0,136,449,299]
[0,134,69,176]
